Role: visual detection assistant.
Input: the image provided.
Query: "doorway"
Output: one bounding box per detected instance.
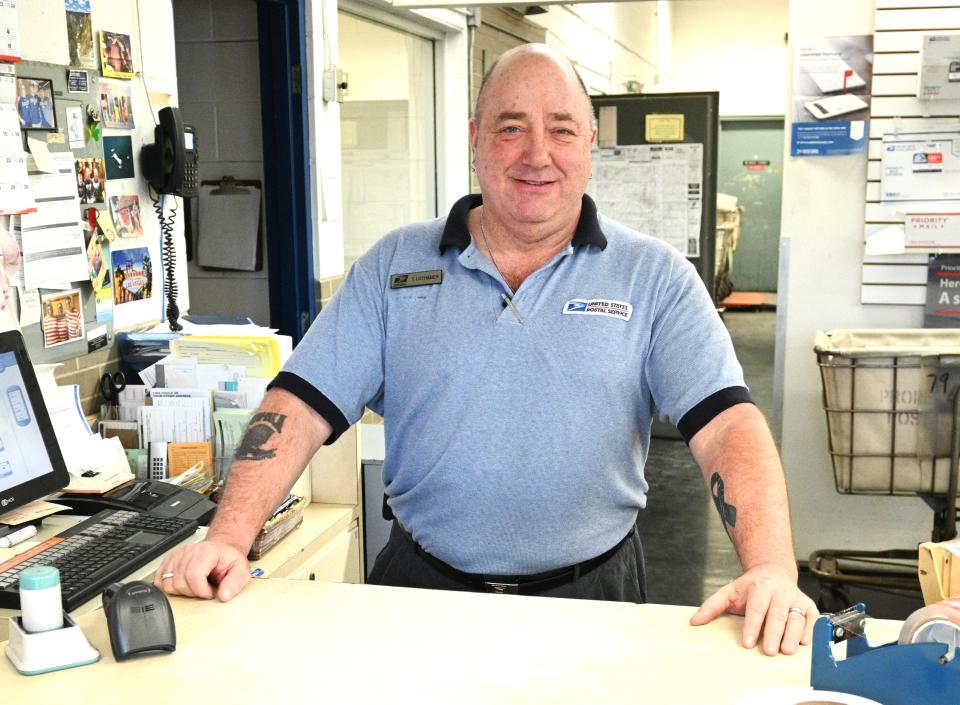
[338,12,438,270]
[173,0,313,340]
[717,118,784,293]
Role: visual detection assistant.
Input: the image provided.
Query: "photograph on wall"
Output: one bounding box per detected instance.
[109,195,144,237]
[66,105,85,148]
[791,35,873,157]
[15,77,56,130]
[99,80,134,129]
[41,289,84,349]
[113,246,152,305]
[87,232,109,290]
[99,31,134,79]
[103,135,134,180]
[67,69,89,94]
[86,231,113,323]
[66,1,96,69]
[75,157,106,204]
[96,206,118,241]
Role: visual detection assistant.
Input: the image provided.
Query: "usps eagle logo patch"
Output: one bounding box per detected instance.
[563,298,632,321]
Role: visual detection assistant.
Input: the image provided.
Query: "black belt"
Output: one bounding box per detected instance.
[395,521,636,595]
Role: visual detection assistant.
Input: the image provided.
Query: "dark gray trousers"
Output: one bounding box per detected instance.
[368,522,647,603]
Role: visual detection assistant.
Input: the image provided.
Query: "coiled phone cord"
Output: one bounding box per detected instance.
[151,190,183,332]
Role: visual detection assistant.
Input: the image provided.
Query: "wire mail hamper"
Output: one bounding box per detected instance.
[811,330,960,610]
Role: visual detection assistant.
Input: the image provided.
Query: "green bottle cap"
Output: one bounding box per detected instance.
[19,565,60,591]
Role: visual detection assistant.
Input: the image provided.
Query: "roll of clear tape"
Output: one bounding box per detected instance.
[898,597,960,662]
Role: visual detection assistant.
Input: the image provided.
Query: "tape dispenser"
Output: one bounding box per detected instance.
[811,602,960,705]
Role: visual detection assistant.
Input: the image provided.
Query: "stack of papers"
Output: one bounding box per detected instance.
[100,320,294,482]
[15,154,87,289]
[34,362,135,487]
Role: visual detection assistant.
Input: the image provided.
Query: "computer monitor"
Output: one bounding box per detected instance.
[0,330,70,519]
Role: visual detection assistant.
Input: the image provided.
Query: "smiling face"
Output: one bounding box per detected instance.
[470,45,597,240]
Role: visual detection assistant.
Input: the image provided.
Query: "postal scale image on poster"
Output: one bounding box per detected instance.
[791,36,873,156]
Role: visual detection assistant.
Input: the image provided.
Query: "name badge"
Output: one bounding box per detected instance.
[563,298,632,321]
[390,270,443,289]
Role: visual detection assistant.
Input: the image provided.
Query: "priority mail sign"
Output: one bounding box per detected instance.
[905,212,960,250]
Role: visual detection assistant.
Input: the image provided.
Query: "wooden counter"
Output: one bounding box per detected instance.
[0,578,903,704]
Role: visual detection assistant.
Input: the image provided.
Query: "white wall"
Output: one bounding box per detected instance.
[530,3,662,94]
[659,0,789,116]
[306,0,346,281]
[173,0,270,324]
[779,0,933,558]
[526,0,787,116]
[432,18,469,214]
[18,0,189,327]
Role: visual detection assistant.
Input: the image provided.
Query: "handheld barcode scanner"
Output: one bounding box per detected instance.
[102,581,176,661]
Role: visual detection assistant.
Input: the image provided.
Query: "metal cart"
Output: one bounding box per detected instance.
[812,330,960,611]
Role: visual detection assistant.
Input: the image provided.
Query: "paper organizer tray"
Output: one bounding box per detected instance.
[815,329,960,496]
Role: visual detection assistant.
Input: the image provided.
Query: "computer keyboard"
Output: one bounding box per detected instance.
[0,509,198,611]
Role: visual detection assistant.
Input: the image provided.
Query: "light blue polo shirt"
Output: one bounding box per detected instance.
[271,194,750,574]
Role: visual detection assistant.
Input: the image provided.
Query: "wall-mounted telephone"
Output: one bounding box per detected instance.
[140,106,196,332]
[140,107,198,198]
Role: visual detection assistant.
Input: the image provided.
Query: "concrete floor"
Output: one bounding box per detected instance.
[638,310,775,607]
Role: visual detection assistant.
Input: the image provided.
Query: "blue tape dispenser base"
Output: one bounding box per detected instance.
[811,603,960,705]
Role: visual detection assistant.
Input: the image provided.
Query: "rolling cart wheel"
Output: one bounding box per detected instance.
[817,584,852,614]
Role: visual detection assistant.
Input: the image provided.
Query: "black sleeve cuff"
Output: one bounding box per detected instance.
[267,371,351,445]
[676,386,753,444]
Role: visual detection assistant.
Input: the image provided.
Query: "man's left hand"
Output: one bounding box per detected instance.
[688,563,818,656]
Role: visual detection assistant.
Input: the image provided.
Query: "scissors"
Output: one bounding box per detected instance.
[99,371,126,407]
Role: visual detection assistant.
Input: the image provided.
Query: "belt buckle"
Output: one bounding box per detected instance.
[484,579,519,594]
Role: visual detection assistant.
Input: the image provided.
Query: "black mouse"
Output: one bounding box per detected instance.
[102,581,176,661]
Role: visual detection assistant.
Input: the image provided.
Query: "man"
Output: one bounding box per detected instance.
[64,299,81,340]
[37,85,53,128]
[17,82,43,129]
[41,303,59,347]
[90,169,103,203]
[52,302,68,345]
[155,44,816,657]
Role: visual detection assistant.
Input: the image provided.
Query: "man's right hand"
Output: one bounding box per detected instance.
[153,539,251,602]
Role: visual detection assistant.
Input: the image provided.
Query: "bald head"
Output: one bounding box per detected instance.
[474,43,595,129]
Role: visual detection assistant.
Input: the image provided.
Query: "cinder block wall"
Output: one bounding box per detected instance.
[53,342,122,426]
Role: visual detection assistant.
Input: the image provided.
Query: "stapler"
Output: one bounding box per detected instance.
[102,581,176,661]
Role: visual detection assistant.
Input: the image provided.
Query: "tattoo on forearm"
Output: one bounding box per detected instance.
[710,471,737,536]
[234,412,287,461]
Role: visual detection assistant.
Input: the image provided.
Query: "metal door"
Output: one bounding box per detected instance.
[718,119,784,293]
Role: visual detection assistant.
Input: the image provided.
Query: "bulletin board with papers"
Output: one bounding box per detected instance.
[8,59,113,363]
[2,51,181,365]
[589,92,719,302]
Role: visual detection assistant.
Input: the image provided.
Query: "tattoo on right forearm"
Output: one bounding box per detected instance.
[710,471,738,537]
[234,412,287,461]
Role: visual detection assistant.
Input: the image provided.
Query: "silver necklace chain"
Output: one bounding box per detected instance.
[479,207,511,294]
[477,207,524,325]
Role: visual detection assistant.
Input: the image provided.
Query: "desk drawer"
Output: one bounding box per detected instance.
[276,521,361,584]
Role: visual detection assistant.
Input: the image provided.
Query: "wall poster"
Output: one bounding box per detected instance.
[791,36,873,157]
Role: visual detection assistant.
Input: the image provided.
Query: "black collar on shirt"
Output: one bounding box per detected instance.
[438,193,607,253]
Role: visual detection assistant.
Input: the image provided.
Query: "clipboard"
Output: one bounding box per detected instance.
[197,177,263,271]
